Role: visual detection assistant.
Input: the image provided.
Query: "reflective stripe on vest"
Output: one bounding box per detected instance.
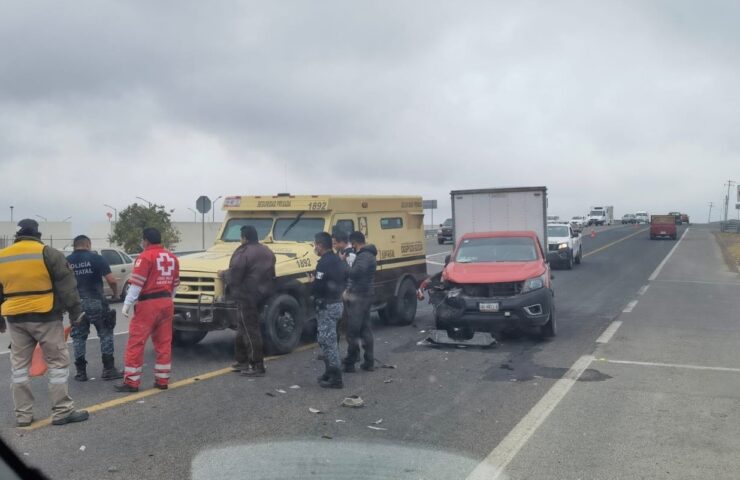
[0,241,54,316]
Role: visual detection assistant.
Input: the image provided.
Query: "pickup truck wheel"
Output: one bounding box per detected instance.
[172,330,207,347]
[574,248,582,265]
[565,252,574,270]
[437,238,444,245]
[379,278,418,326]
[262,294,304,355]
[539,306,557,338]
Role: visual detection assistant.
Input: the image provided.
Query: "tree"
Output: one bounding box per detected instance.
[110,203,180,253]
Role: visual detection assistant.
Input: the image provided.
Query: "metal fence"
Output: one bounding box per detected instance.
[720,220,740,233]
[0,235,111,250]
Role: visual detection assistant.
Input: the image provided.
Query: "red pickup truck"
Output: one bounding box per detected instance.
[430,231,556,338]
[650,215,677,240]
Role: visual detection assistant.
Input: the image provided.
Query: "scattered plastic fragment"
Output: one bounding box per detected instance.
[80,445,86,452]
[289,385,301,389]
[341,395,365,408]
[309,407,322,414]
[380,364,397,369]
[367,426,387,431]
[276,389,287,394]
[372,418,383,425]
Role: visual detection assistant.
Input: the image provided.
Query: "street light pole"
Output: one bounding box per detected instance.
[35,214,48,222]
[708,202,713,224]
[187,208,197,222]
[9,206,13,223]
[135,196,153,207]
[104,204,118,223]
[212,196,223,223]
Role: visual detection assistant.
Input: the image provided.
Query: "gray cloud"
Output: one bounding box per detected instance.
[0,0,738,228]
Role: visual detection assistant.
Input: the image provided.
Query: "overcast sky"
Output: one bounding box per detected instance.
[1,0,738,230]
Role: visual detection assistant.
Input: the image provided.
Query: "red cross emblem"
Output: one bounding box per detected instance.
[156,253,175,276]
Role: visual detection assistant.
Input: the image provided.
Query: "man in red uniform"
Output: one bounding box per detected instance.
[114,228,179,393]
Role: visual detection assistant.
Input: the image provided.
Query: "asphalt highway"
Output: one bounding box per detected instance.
[3,223,735,480]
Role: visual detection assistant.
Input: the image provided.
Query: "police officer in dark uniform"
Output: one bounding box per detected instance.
[311,232,347,388]
[66,235,123,382]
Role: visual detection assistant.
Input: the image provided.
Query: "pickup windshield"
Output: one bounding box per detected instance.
[547,225,570,237]
[590,210,604,216]
[455,237,538,263]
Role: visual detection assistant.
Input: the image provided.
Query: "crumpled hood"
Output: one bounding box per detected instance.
[443,260,546,284]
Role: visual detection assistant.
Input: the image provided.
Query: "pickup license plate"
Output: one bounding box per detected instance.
[660,231,666,235]
[479,302,500,313]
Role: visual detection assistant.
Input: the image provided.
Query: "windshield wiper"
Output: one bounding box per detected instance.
[280,211,305,239]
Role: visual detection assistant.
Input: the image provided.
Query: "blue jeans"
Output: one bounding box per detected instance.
[317,302,343,370]
[71,297,114,362]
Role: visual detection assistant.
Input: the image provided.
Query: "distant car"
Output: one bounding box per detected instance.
[621,214,637,224]
[437,218,454,244]
[570,216,586,230]
[547,223,583,270]
[668,211,682,225]
[680,213,690,225]
[634,211,649,224]
[651,215,677,240]
[64,247,134,301]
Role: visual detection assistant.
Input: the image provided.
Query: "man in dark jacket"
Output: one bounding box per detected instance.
[311,232,347,388]
[342,231,378,373]
[0,219,89,427]
[221,225,276,377]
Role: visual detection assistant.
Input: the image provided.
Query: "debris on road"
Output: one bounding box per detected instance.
[265,392,276,397]
[372,418,383,425]
[276,389,287,394]
[79,446,86,452]
[383,378,394,384]
[309,407,322,414]
[335,419,346,423]
[136,400,146,404]
[289,385,301,389]
[321,434,333,440]
[367,426,388,431]
[108,467,119,473]
[380,364,397,369]
[341,395,365,408]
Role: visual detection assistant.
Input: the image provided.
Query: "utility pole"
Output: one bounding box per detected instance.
[9,206,13,223]
[708,202,713,224]
[724,180,737,223]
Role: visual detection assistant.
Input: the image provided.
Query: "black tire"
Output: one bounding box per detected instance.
[671,234,677,240]
[172,330,207,347]
[116,281,130,304]
[261,294,305,355]
[437,238,444,245]
[574,248,582,265]
[565,251,574,270]
[379,278,418,326]
[539,305,557,338]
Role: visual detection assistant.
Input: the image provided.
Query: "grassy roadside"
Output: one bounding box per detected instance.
[714,232,740,272]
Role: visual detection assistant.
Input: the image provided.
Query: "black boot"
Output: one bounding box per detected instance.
[319,368,343,389]
[74,359,88,382]
[101,354,123,381]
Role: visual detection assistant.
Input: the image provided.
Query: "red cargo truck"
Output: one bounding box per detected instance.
[650,215,677,240]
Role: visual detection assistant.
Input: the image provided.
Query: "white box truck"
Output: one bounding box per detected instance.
[587,206,614,226]
[450,186,548,252]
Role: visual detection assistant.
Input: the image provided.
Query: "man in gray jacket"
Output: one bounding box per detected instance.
[220,225,276,377]
[342,231,378,373]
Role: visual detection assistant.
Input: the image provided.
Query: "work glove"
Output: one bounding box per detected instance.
[122,302,134,318]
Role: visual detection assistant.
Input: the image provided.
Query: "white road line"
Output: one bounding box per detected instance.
[465,355,595,480]
[622,300,639,313]
[654,279,740,287]
[601,358,740,373]
[595,321,623,344]
[426,251,452,258]
[0,330,129,356]
[426,260,445,266]
[637,284,650,296]
[648,227,689,281]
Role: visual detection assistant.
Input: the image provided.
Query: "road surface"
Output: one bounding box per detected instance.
[1,223,737,480]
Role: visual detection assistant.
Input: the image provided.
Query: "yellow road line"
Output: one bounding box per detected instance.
[23,342,318,431]
[583,228,648,258]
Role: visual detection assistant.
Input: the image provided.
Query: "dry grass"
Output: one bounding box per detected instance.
[716,232,740,266]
